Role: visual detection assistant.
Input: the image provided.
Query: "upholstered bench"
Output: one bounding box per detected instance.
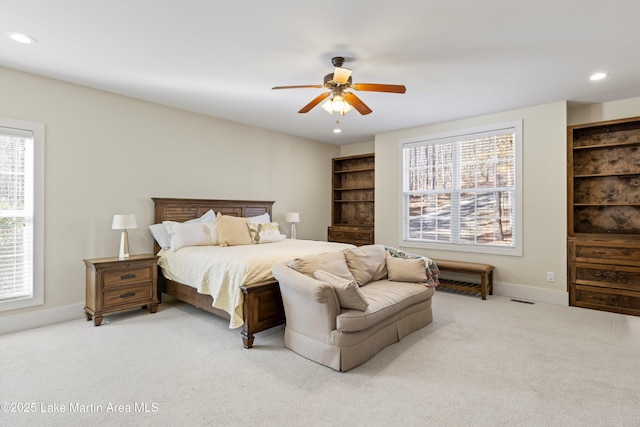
[432,259,494,300]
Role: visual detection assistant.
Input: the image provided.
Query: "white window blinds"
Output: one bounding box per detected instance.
[401,122,521,254]
[0,126,35,302]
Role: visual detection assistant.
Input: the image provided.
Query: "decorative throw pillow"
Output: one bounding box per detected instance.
[163,221,217,251]
[344,244,388,286]
[287,251,355,281]
[216,213,252,247]
[313,270,369,311]
[248,222,285,244]
[386,256,427,283]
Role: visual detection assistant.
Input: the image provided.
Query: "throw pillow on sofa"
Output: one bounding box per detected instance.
[386,256,427,283]
[344,244,388,286]
[287,250,356,281]
[313,270,369,311]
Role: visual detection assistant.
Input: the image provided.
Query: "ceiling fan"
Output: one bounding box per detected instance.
[272,56,406,116]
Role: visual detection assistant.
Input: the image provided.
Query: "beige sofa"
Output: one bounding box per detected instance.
[272,244,436,371]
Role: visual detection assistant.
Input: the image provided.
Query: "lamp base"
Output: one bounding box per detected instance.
[119,230,130,259]
[290,223,296,240]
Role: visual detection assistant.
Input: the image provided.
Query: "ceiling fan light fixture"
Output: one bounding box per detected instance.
[322,98,352,115]
[332,94,346,112]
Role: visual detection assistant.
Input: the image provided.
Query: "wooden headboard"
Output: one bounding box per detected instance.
[151,198,275,253]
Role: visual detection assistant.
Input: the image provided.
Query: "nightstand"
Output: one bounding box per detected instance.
[84,254,159,326]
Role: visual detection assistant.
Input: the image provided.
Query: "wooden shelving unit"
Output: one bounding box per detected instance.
[567,116,640,316]
[328,154,375,245]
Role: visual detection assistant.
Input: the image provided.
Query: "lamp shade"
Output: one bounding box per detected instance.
[112,214,137,230]
[286,212,300,223]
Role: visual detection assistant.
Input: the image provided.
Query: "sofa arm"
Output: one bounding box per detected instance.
[272,262,340,339]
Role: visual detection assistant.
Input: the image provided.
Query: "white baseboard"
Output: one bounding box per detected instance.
[0,303,85,335]
[493,281,568,306]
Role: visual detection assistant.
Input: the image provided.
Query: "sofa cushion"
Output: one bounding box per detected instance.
[344,244,388,286]
[386,256,427,283]
[313,270,368,311]
[336,280,435,332]
[287,251,355,281]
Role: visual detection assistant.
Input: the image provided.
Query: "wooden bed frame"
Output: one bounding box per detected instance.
[152,197,285,348]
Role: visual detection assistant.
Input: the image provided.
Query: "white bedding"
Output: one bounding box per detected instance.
[158,239,355,328]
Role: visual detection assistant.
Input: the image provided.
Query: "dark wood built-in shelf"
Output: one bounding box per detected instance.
[567,116,640,317]
[328,154,375,246]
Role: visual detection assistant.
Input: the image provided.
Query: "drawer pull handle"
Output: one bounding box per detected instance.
[592,251,607,255]
[120,274,136,280]
[120,292,136,298]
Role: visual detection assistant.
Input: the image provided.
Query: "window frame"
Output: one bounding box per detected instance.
[398,120,523,256]
[0,118,45,311]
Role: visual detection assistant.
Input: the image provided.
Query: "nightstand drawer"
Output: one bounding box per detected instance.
[103,266,152,288]
[103,283,152,307]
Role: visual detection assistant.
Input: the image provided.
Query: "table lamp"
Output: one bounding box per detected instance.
[112,214,137,259]
[285,212,300,239]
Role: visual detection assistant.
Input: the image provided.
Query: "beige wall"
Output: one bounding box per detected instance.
[373,98,640,303]
[0,67,339,322]
[568,97,640,126]
[339,140,374,157]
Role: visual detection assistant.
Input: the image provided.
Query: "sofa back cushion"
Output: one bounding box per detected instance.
[313,270,368,311]
[344,244,388,286]
[287,251,355,281]
[386,256,427,283]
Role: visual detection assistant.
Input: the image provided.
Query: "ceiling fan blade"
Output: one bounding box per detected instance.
[343,92,372,115]
[351,83,406,93]
[333,67,352,84]
[272,85,324,90]
[298,92,331,113]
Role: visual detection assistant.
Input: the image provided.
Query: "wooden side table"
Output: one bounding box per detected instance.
[84,254,159,326]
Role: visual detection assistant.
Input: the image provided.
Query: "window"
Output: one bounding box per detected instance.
[401,121,522,256]
[0,118,44,311]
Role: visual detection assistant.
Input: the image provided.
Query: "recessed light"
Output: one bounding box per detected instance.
[333,128,342,134]
[7,32,36,44]
[589,72,607,81]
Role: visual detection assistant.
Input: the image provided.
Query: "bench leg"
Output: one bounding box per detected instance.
[489,270,494,296]
[481,274,487,300]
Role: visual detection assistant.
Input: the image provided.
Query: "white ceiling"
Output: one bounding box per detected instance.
[1,0,639,145]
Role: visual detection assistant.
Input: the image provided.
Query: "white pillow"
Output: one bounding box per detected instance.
[149,223,172,250]
[247,212,270,224]
[163,221,217,251]
[248,222,286,244]
[191,209,217,224]
[149,209,217,249]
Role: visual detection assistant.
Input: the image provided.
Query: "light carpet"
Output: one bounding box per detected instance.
[1,291,639,427]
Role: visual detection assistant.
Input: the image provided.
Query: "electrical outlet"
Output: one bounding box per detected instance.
[546,272,555,282]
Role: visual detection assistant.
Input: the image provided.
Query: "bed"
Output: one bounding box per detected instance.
[152,197,354,348]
